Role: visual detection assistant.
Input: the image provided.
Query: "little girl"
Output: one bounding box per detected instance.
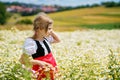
[19,13,60,80]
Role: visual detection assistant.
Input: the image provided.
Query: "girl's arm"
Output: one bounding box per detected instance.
[49,30,60,43]
[30,60,53,68]
[19,53,52,69]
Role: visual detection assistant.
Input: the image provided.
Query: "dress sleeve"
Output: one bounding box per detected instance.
[46,35,54,43]
[23,38,37,55]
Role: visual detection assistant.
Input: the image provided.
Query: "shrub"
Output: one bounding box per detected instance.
[16,19,32,24]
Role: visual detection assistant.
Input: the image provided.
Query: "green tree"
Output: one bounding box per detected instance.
[0,2,6,24]
[101,1,119,7]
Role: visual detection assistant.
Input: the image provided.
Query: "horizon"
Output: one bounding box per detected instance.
[0,0,119,7]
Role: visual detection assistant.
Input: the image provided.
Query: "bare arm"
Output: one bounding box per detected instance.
[19,53,52,69]
[50,30,60,43]
[30,60,52,68]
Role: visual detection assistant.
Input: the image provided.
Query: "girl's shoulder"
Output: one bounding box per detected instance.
[25,37,34,42]
[24,37,36,46]
[23,37,37,55]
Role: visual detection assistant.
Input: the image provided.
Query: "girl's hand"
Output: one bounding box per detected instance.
[22,64,33,72]
[46,29,53,36]
[49,29,54,35]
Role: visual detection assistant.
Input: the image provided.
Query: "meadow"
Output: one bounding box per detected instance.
[0,28,120,80]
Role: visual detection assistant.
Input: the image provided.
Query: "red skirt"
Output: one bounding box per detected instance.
[32,53,57,80]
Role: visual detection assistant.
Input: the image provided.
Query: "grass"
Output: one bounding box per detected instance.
[96,13,120,17]
[81,22,120,29]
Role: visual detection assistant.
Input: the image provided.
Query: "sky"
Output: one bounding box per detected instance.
[0,0,119,7]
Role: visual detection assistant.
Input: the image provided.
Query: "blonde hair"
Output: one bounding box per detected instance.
[33,12,53,32]
[32,12,53,39]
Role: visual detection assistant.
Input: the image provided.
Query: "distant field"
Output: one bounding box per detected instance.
[48,7,120,29]
[4,7,120,31]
